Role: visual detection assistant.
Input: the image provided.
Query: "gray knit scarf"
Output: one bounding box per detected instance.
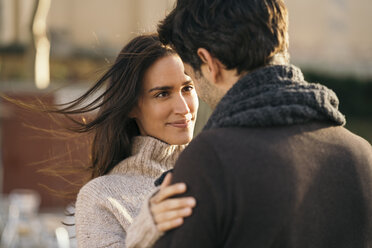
[204,64,346,130]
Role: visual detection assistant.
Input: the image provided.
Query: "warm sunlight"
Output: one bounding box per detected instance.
[32,0,51,89]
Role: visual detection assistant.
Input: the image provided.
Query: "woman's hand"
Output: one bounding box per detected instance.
[150,173,196,232]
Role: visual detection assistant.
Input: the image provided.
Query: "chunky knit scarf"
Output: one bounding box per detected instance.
[204,64,346,130]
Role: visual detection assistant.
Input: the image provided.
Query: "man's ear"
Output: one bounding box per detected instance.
[197,48,223,84]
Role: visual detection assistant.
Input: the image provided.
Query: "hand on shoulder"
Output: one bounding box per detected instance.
[150,173,196,232]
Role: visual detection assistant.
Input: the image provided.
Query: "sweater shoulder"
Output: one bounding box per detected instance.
[192,123,372,171]
[331,126,372,164]
[75,174,155,232]
[77,174,127,201]
[198,123,372,149]
[76,173,152,208]
[335,126,372,149]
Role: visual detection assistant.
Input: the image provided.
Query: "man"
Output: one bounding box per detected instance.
[153,0,372,247]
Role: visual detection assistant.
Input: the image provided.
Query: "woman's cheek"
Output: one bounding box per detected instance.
[189,93,199,113]
[153,101,170,121]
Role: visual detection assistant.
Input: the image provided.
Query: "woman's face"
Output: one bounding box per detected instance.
[132,55,199,145]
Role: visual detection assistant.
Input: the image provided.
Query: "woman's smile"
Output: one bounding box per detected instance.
[167,113,194,128]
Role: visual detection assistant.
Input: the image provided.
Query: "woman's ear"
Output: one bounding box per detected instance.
[128,106,138,119]
[197,48,223,84]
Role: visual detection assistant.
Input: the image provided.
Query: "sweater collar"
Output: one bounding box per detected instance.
[109,136,186,177]
[204,64,346,130]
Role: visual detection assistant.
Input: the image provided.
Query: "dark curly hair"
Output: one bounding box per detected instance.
[158,0,289,74]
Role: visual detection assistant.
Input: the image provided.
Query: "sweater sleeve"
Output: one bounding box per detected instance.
[153,135,226,248]
[126,187,164,248]
[75,178,132,248]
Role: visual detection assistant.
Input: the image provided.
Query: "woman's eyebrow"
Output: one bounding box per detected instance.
[148,81,193,93]
[183,80,192,85]
[148,86,172,93]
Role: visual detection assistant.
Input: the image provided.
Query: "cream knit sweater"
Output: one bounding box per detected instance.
[75,136,186,248]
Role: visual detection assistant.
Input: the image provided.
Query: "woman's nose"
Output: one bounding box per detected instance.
[174,94,191,115]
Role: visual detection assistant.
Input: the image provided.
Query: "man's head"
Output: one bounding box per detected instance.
[158,0,289,108]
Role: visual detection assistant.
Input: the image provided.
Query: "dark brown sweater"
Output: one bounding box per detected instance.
[153,65,372,247]
[154,122,372,247]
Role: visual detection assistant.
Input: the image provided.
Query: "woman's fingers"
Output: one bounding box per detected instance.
[149,175,197,232]
[153,207,192,224]
[156,218,184,232]
[160,173,172,190]
[151,183,187,204]
[151,197,196,213]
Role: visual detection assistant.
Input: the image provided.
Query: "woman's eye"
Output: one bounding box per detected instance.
[183,85,194,92]
[155,91,169,98]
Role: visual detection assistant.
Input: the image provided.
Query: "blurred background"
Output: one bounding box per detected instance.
[0,0,371,247]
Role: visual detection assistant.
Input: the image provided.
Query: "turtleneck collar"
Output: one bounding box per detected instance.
[109,136,187,178]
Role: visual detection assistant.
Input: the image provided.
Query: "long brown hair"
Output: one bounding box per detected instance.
[50,34,175,180]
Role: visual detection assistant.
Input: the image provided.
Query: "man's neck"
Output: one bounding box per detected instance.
[211,52,290,109]
[233,52,290,86]
[268,52,289,66]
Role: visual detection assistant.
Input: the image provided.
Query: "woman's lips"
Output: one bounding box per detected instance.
[167,119,192,128]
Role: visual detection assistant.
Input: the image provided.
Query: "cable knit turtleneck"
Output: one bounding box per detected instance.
[110,136,186,177]
[75,136,186,248]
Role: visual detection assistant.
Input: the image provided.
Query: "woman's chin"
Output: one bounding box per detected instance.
[165,133,193,145]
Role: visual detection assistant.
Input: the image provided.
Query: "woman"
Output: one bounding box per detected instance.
[54,34,198,247]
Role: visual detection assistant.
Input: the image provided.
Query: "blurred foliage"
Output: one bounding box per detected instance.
[0,43,27,54]
[304,71,372,143]
[0,54,31,80]
[0,53,110,83]
[49,57,110,82]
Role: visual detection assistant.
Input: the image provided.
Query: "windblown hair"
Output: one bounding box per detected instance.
[158,0,289,74]
[51,34,175,180]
